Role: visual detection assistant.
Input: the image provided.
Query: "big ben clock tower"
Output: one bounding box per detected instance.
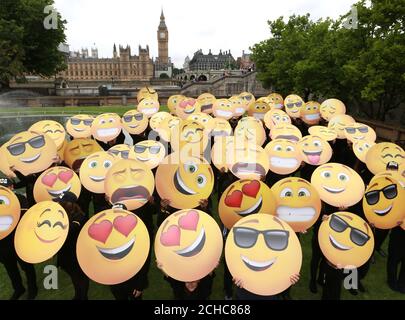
[157,9,169,64]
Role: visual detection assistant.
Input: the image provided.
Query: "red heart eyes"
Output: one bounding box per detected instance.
[42,170,74,187]
[58,170,73,183]
[88,215,138,243]
[160,211,200,247]
[225,180,262,208]
[242,180,260,198]
[178,210,199,231]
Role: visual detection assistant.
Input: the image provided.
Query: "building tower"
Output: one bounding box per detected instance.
[157,9,169,64]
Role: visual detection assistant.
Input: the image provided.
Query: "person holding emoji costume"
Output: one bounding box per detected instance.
[0,179,38,300]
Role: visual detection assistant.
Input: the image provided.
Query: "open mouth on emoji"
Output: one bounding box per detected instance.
[97,237,135,260]
[241,255,277,272]
[184,107,196,114]
[322,185,345,194]
[47,184,72,198]
[111,186,149,204]
[329,234,352,251]
[20,153,41,163]
[142,108,158,115]
[34,230,60,244]
[274,135,299,142]
[304,114,320,121]
[232,163,266,177]
[73,157,86,171]
[201,104,213,112]
[0,216,13,232]
[97,128,119,138]
[303,150,322,165]
[174,170,197,195]
[253,113,265,120]
[373,204,393,216]
[235,196,263,216]
[216,110,233,118]
[89,176,105,182]
[386,161,399,171]
[235,108,245,114]
[270,157,298,168]
[276,206,316,222]
[175,228,206,257]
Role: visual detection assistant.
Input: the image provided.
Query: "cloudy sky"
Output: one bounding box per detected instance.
[53,0,357,67]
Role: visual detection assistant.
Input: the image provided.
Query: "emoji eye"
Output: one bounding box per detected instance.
[274,145,283,152]
[364,143,370,148]
[37,220,52,228]
[282,116,289,122]
[306,106,311,111]
[321,171,332,178]
[286,146,295,152]
[45,130,53,134]
[100,120,106,125]
[358,147,364,152]
[202,118,208,123]
[0,195,10,205]
[313,140,321,147]
[89,161,98,169]
[298,188,310,197]
[109,118,114,123]
[280,188,293,197]
[53,221,66,229]
[338,173,349,181]
[274,116,281,121]
[196,175,207,188]
[185,163,198,173]
[304,143,309,147]
[103,160,112,169]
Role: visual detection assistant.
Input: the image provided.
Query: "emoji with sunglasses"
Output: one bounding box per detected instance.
[353,140,375,163]
[318,212,374,268]
[219,180,276,230]
[320,99,346,122]
[14,201,69,263]
[34,167,81,202]
[366,142,405,174]
[122,110,148,135]
[155,153,214,209]
[308,126,337,142]
[197,93,216,114]
[105,159,154,211]
[155,209,223,282]
[91,113,122,143]
[269,124,302,143]
[264,109,291,130]
[228,142,270,180]
[271,178,321,232]
[298,135,332,166]
[64,138,103,172]
[362,176,405,229]
[108,144,131,160]
[6,131,57,176]
[137,86,158,103]
[311,163,365,208]
[66,115,94,139]
[265,139,302,175]
[267,93,284,110]
[284,94,304,118]
[248,101,270,120]
[77,208,149,285]
[225,214,302,296]
[0,186,21,240]
[213,99,235,120]
[167,95,186,114]
[300,101,321,125]
[150,112,171,131]
[79,151,117,194]
[175,98,201,120]
[344,123,376,143]
[129,140,166,170]
[328,114,355,139]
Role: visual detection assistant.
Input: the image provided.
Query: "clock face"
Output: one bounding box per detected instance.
[160,32,166,39]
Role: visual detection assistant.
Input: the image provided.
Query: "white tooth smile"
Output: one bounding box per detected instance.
[175,170,197,195]
[89,176,105,182]
[373,204,393,215]
[253,113,265,120]
[216,110,233,118]
[74,128,85,132]
[20,153,41,163]
[97,128,119,137]
[270,157,298,168]
[97,237,135,255]
[184,107,196,114]
[235,108,245,114]
[0,216,13,232]
[136,156,151,162]
[276,206,316,222]
[142,108,158,115]
[305,114,320,120]
[175,228,206,257]
[329,234,352,251]
[236,196,263,215]
[241,255,277,271]
[322,185,346,193]
[47,184,72,197]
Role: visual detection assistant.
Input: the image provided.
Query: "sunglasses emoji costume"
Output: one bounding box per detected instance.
[155,209,222,282]
[311,163,365,208]
[320,98,346,122]
[298,135,332,166]
[344,123,376,143]
[121,110,148,135]
[366,142,405,174]
[267,93,284,110]
[108,144,131,160]
[105,159,154,211]
[239,92,256,110]
[66,115,94,139]
[271,178,321,233]
[155,153,214,209]
[225,214,302,296]
[308,126,337,142]
[318,212,374,268]
[64,138,103,172]
[300,101,321,125]
[77,208,149,285]
[14,201,69,264]
[328,114,355,139]
[362,176,405,229]
[265,139,302,175]
[79,151,117,194]
[6,131,57,176]
[130,140,166,170]
[197,93,216,114]
[91,113,122,143]
[34,167,81,202]
[0,186,21,240]
[284,94,304,118]
[219,180,276,230]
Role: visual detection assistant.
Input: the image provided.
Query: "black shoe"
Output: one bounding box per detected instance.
[27,286,38,300]
[309,281,318,294]
[349,288,358,296]
[9,288,25,300]
[358,281,366,293]
[377,249,387,258]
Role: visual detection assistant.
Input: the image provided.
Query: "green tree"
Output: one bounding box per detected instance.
[0,0,67,88]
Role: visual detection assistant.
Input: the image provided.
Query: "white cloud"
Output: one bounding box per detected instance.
[53,0,357,67]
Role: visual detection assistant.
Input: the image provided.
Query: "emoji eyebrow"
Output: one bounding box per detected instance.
[382,147,389,152]
[239,219,259,225]
[93,212,107,223]
[385,177,395,183]
[279,179,292,186]
[58,210,65,218]
[40,209,51,217]
[297,179,311,185]
[87,154,100,160]
[340,214,353,220]
[322,165,333,169]
[82,143,93,147]
[113,169,126,176]
[69,146,80,151]
[363,223,370,234]
[9,136,23,144]
[130,168,144,173]
[341,165,352,174]
[369,183,378,189]
[44,124,51,128]
[395,147,403,152]
[273,217,286,229]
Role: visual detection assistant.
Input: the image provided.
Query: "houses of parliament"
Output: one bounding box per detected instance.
[59,10,172,82]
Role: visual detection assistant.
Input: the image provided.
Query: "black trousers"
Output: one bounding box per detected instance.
[321,262,343,300]
[374,228,390,251]
[61,267,89,300]
[310,229,325,285]
[387,228,405,290]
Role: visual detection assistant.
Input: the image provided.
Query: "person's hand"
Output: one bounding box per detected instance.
[160,199,171,209]
[148,195,155,205]
[322,214,329,222]
[52,155,61,164]
[338,206,348,211]
[233,277,243,288]
[260,174,266,182]
[290,273,300,285]
[9,165,16,172]
[199,199,208,209]
[156,260,169,277]
[220,167,226,174]
[132,289,142,298]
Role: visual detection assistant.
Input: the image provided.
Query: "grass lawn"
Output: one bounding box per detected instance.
[0,105,403,300]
